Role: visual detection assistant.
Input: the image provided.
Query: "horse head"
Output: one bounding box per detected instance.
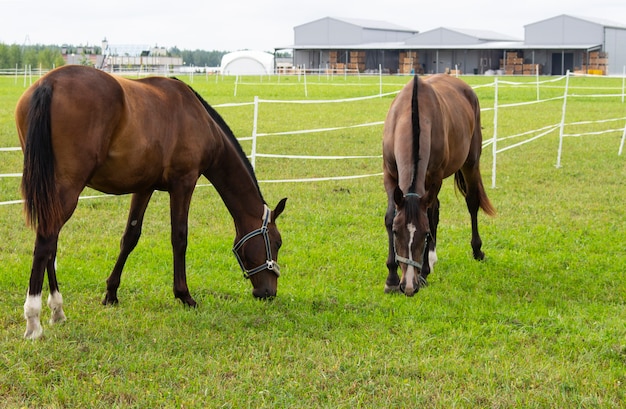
[392,187,430,296]
[233,198,287,299]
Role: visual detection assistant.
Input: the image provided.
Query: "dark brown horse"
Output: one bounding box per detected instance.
[15,65,287,339]
[383,74,495,296]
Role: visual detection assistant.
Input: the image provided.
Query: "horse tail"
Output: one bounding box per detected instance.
[454,171,496,216]
[21,81,63,236]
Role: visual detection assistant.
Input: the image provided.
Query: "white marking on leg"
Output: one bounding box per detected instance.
[429,249,438,273]
[131,219,138,226]
[24,293,43,340]
[48,291,67,325]
[404,223,417,295]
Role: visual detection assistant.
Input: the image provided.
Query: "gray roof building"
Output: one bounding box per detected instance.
[286,14,626,76]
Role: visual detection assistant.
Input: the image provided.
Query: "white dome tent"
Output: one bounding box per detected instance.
[220,50,274,75]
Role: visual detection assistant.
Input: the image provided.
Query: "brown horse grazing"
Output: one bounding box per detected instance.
[15,65,287,339]
[383,74,495,296]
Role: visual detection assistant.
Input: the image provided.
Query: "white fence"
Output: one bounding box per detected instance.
[1,72,625,206]
[482,71,626,187]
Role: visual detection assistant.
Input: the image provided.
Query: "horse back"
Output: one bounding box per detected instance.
[424,75,481,177]
[18,66,218,195]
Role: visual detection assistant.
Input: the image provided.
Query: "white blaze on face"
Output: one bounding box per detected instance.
[404,223,417,294]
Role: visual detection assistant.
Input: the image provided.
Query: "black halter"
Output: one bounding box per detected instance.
[232,205,280,279]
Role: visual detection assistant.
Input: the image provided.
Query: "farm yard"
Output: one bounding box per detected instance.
[0,71,625,407]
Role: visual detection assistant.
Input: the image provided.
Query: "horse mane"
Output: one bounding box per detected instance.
[409,74,421,194]
[403,192,422,222]
[176,79,265,203]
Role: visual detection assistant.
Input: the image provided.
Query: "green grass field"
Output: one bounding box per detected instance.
[1,72,625,408]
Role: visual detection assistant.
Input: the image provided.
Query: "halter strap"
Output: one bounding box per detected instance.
[394,232,430,270]
[395,253,423,270]
[232,205,280,279]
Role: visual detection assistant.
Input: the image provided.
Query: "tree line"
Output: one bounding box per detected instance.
[0,43,289,70]
[0,44,66,69]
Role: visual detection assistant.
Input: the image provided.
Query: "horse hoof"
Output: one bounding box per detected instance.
[473,251,485,261]
[24,322,43,340]
[49,309,66,325]
[384,284,401,293]
[179,296,197,308]
[102,295,119,306]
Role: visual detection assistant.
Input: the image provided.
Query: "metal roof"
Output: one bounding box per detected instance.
[295,16,417,33]
[525,14,626,30]
[283,40,602,51]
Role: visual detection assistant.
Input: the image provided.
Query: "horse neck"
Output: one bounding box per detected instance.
[205,139,266,237]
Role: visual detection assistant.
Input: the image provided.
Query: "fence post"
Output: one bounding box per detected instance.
[379,64,383,97]
[556,71,571,168]
[491,78,498,188]
[303,64,308,98]
[251,96,259,169]
[536,65,540,101]
[622,65,626,104]
[617,125,626,156]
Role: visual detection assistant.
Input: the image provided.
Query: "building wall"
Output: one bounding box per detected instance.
[605,28,626,75]
[295,17,416,47]
[295,18,362,45]
[525,15,604,45]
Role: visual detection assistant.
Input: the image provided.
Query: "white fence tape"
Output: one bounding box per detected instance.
[2,72,625,205]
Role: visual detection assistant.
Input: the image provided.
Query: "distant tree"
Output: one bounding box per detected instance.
[0,43,65,69]
[179,49,228,68]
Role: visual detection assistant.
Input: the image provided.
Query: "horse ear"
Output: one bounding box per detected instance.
[393,186,404,207]
[272,198,287,220]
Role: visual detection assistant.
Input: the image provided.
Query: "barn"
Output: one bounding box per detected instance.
[523,15,626,75]
[287,15,626,76]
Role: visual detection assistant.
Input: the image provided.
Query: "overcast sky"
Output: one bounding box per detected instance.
[1,0,624,52]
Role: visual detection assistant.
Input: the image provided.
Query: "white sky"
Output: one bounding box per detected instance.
[1,0,624,52]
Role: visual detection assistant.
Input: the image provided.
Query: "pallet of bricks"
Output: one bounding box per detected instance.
[502,51,524,75]
[399,51,420,74]
[348,51,365,73]
[585,51,608,75]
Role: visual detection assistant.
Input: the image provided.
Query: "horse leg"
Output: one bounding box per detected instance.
[420,198,440,284]
[24,186,80,339]
[459,169,486,260]
[169,183,196,307]
[103,191,153,305]
[384,202,400,293]
[24,232,58,339]
[46,239,66,325]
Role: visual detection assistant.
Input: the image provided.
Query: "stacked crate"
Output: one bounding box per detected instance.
[399,51,420,74]
[585,51,608,75]
[329,51,346,72]
[502,51,524,75]
[522,64,543,75]
[329,51,339,72]
[348,51,366,72]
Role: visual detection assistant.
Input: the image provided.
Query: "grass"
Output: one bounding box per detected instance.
[1,72,626,408]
